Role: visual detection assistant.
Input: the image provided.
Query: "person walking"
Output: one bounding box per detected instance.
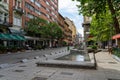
[108,46,112,54]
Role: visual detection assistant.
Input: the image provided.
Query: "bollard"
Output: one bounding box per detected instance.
[67,46,69,51]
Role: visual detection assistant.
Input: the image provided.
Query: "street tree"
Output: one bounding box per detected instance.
[90,10,114,42]
[47,22,63,40]
[24,17,48,37]
[73,0,120,46]
[24,18,63,47]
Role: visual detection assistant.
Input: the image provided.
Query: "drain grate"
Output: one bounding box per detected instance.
[19,65,27,67]
[32,77,47,80]
[0,75,4,78]
[13,70,24,72]
[61,72,73,75]
[108,79,120,80]
[108,62,117,64]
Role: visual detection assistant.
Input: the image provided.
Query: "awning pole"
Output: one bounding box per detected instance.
[116,39,118,45]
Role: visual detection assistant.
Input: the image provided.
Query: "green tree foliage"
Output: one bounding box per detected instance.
[73,0,120,34]
[24,17,48,37]
[24,17,63,40]
[90,10,114,41]
[47,22,63,40]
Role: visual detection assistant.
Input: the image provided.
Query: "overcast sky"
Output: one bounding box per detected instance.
[58,0,83,36]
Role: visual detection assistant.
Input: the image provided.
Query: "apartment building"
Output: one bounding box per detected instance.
[0,0,59,48]
[23,0,58,47]
[0,0,10,31]
[64,17,77,45]
[58,13,72,46]
[0,0,26,48]
[24,0,58,26]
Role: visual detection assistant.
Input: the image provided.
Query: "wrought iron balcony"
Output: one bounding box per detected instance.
[0,19,12,27]
[13,6,24,14]
[0,1,9,10]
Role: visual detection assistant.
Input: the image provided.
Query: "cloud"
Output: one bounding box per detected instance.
[58,0,83,36]
[77,28,84,37]
[59,0,80,14]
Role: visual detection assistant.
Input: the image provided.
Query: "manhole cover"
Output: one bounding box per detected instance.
[61,72,73,75]
[19,65,27,67]
[0,75,4,78]
[32,77,47,80]
[14,70,24,72]
[108,62,117,64]
[108,79,120,80]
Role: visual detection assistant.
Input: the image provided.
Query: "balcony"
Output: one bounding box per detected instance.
[13,6,24,15]
[0,1,9,10]
[0,19,12,27]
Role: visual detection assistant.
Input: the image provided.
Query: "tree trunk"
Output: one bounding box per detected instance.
[107,0,120,33]
[107,0,120,47]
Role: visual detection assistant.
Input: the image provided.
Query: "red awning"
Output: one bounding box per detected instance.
[112,34,120,39]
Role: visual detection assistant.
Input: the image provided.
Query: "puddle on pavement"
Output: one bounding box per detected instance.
[0,75,4,78]
[108,79,120,80]
[108,62,117,64]
[32,77,47,80]
[13,70,24,72]
[60,72,73,75]
[19,65,27,67]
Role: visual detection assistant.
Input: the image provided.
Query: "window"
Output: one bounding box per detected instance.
[15,0,17,6]
[51,12,54,15]
[46,8,50,12]
[4,13,8,22]
[30,0,35,3]
[46,1,50,6]
[35,1,41,7]
[18,1,20,7]
[13,17,21,26]
[0,12,2,21]
[27,13,34,19]
[46,14,49,18]
[35,9,41,15]
[25,2,35,11]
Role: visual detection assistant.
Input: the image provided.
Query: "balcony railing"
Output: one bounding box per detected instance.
[13,6,24,14]
[0,1,9,10]
[0,19,12,27]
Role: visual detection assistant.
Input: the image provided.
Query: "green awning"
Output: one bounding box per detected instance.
[0,33,26,41]
[14,35,26,41]
[0,33,11,40]
[9,34,20,40]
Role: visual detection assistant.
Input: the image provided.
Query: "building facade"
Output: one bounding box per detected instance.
[58,13,72,46]
[64,17,76,45]
[23,0,59,47]
[24,0,58,26]
[0,0,59,50]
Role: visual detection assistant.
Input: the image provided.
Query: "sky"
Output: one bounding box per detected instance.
[58,0,84,36]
